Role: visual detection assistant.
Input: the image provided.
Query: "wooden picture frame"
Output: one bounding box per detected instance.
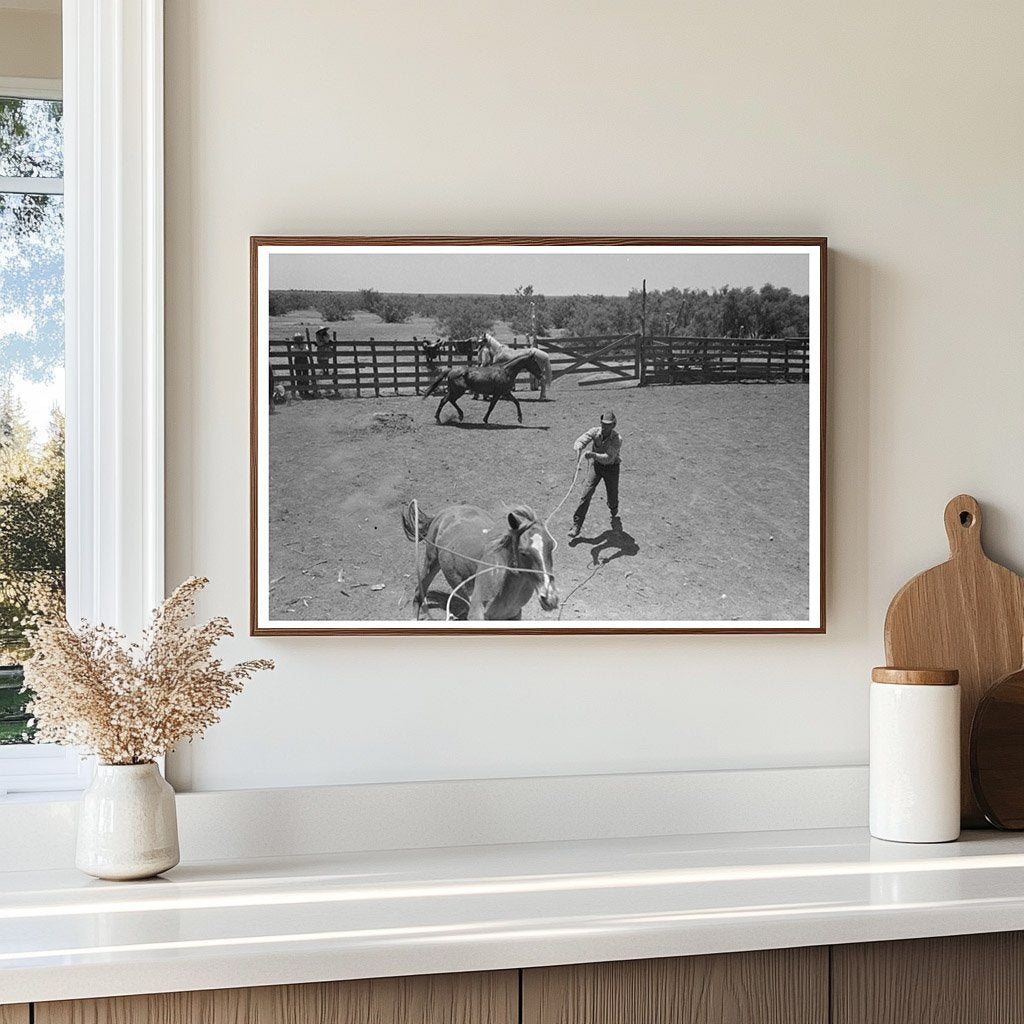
[251,236,826,635]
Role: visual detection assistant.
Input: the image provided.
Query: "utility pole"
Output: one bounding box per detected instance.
[529,300,538,392]
[639,279,648,387]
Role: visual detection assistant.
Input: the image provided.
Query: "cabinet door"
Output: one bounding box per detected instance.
[35,971,517,1024]
[523,948,828,1024]
[832,932,1024,1024]
[0,1007,29,1024]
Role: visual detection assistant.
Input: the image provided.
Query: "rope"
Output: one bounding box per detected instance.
[557,562,606,621]
[445,566,499,621]
[411,451,590,620]
[544,453,585,531]
[412,498,421,621]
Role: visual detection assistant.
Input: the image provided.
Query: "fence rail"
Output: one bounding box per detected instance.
[640,336,810,385]
[268,331,811,399]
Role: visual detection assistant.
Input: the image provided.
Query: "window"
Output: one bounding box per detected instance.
[0,79,80,795]
[0,5,166,798]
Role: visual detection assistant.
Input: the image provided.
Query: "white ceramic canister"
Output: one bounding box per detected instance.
[870,667,960,843]
[76,762,181,880]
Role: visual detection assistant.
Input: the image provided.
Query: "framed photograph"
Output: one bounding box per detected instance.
[250,236,826,635]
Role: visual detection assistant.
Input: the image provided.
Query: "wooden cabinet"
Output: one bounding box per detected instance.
[832,932,1024,1024]
[34,972,517,1024]
[522,948,828,1024]
[13,933,1024,1023]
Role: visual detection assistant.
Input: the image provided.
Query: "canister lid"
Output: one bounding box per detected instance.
[871,667,959,686]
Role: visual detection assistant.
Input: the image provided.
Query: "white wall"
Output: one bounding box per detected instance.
[164,0,1024,792]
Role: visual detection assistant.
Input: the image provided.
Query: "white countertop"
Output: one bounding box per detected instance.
[4,826,1024,1004]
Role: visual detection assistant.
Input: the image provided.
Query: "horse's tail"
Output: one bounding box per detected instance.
[536,348,552,388]
[421,371,449,399]
[402,501,434,542]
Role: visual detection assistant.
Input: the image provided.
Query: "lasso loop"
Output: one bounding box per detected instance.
[412,452,591,621]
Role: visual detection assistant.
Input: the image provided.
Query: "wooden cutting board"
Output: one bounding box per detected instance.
[884,494,1024,826]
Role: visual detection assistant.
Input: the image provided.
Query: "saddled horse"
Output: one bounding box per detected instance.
[421,349,548,424]
[477,333,552,398]
[402,503,558,620]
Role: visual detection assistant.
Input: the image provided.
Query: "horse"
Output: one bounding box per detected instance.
[421,349,549,424]
[477,333,552,398]
[402,503,558,620]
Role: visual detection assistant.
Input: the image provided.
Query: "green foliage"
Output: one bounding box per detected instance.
[434,297,494,339]
[268,290,352,321]
[0,396,65,650]
[0,395,65,742]
[357,287,411,323]
[505,284,550,338]
[267,283,810,340]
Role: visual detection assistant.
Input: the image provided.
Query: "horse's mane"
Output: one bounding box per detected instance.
[502,349,542,373]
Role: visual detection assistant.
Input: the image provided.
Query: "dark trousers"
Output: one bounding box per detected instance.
[573,461,620,527]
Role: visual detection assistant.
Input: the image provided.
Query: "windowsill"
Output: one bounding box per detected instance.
[0,789,84,804]
[4,826,1024,1005]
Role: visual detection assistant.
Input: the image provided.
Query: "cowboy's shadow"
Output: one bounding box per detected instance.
[571,523,640,566]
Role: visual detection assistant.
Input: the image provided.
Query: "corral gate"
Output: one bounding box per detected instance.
[536,335,810,386]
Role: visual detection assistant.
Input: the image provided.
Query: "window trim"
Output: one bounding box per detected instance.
[0,1,165,796]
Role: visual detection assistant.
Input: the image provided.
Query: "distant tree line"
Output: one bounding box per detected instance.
[269,282,809,340]
[268,290,353,321]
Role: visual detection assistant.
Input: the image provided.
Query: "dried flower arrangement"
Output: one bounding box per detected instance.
[23,577,273,765]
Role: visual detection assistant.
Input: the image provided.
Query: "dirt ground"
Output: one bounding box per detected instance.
[267,375,810,624]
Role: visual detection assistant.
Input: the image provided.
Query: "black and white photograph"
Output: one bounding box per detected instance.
[250,238,825,634]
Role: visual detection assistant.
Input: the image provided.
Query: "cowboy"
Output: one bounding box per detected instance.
[314,325,334,395]
[291,331,315,398]
[568,411,622,539]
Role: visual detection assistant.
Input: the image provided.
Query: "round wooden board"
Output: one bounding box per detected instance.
[971,663,1024,829]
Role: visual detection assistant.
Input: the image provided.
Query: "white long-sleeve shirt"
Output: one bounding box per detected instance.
[574,426,623,465]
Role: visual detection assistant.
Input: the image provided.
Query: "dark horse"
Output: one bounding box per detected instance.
[421,349,548,424]
[402,503,558,620]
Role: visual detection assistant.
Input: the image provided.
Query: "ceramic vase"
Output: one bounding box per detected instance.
[76,762,180,880]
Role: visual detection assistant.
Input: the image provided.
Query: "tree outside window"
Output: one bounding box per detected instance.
[0,94,65,744]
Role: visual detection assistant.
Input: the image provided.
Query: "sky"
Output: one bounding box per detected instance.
[270,249,811,297]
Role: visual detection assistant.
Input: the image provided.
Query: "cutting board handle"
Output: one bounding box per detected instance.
[944,494,983,558]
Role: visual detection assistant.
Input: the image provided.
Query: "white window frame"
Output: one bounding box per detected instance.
[0,0,164,797]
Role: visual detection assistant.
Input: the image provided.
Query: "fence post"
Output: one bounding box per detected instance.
[287,342,297,395]
[766,342,772,383]
[305,327,317,399]
[393,345,399,395]
[414,345,421,395]
[332,331,339,397]
[353,350,361,398]
[370,340,380,397]
[638,334,648,387]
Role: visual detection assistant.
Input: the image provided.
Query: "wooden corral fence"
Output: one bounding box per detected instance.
[640,336,810,385]
[269,330,811,400]
[269,330,478,399]
[536,335,810,387]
